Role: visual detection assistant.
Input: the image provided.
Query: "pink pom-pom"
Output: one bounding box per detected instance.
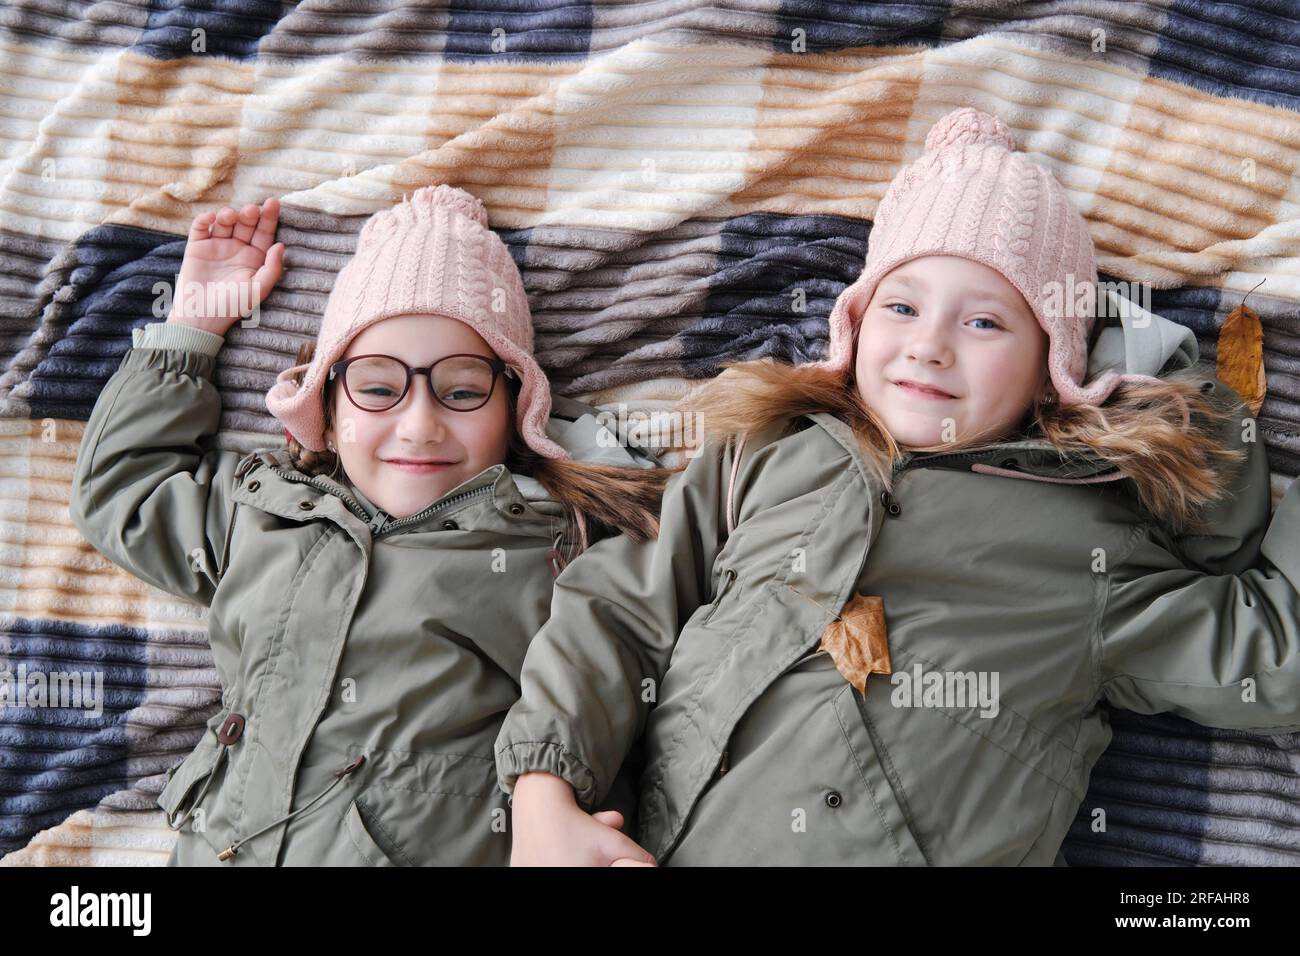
[925,107,1015,152]
[410,184,489,227]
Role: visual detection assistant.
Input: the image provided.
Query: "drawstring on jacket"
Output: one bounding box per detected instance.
[216,754,365,862]
[166,732,366,863]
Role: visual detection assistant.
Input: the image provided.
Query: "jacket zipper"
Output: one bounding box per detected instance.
[260,461,495,536]
[893,449,986,478]
[370,484,495,536]
[260,461,381,526]
[894,447,1120,481]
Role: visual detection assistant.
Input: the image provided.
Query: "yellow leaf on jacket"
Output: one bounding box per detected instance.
[1216,302,1266,416]
[818,593,891,696]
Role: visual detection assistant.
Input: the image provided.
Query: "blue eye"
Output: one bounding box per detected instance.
[969,317,1001,330]
[887,303,916,317]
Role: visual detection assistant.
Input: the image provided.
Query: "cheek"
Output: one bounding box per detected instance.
[853,325,888,381]
[334,407,383,454]
[969,344,1039,408]
[462,394,512,459]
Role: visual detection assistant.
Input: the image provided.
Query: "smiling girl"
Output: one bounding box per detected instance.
[495,108,1300,866]
[70,184,667,865]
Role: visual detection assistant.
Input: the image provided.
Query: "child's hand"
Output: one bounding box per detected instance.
[167,197,285,336]
[510,772,658,867]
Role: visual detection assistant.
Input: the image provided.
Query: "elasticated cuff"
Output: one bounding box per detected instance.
[495,741,599,811]
[133,321,226,357]
[119,343,218,379]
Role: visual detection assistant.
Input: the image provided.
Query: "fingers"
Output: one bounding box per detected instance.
[187,210,216,243]
[249,196,280,253]
[251,242,285,304]
[210,205,238,239]
[248,195,282,252]
[609,858,657,867]
[590,810,625,830]
[191,197,279,248]
[231,202,262,244]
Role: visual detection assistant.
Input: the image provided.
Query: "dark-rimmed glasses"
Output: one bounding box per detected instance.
[329,353,513,413]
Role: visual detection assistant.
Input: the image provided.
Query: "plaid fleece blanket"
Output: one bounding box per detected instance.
[1,0,1297,866]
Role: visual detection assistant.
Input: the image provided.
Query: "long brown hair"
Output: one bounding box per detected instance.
[282,342,671,549]
[679,350,1248,535]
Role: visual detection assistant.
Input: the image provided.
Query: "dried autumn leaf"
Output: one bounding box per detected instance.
[818,593,891,696]
[1217,300,1266,417]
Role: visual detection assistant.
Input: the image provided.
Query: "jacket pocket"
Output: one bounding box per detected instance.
[698,566,737,626]
[835,680,932,865]
[158,735,225,830]
[659,649,931,866]
[342,799,398,867]
[848,643,1080,865]
[345,746,512,866]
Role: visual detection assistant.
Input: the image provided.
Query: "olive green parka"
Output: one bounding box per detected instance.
[496,306,1300,866]
[70,322,658,865]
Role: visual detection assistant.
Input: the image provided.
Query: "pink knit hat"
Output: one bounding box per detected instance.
[266,184,569,460]
[811,107,1164,407]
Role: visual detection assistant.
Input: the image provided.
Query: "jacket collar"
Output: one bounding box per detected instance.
[811,290,1199,485]
[232,393,660,544]
[233,447,540,548]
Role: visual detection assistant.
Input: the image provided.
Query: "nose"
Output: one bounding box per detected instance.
[392,374,450,444]
[905,315,954,366]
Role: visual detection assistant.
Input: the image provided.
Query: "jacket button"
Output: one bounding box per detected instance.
[442,519,459,530]
[299,501,315,510]
[217,712,245,745]
[247,480,260,492]
[825,790,842,808]
[508,503,525,516]
[881,492,901,517]
[1201,380,1215,394]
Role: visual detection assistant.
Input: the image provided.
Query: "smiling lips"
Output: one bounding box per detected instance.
[384,458,457,474]
[893,379,957,400]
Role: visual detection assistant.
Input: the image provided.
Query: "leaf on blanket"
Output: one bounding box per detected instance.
[1216,299,1266,417]
[818,593,891,696]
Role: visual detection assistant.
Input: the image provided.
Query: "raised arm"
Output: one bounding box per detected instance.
[70,325,242,607]
[70,198,284,608]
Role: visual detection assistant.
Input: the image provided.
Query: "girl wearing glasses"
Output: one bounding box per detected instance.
[497,108,1300,866]
[69,184,668,866]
